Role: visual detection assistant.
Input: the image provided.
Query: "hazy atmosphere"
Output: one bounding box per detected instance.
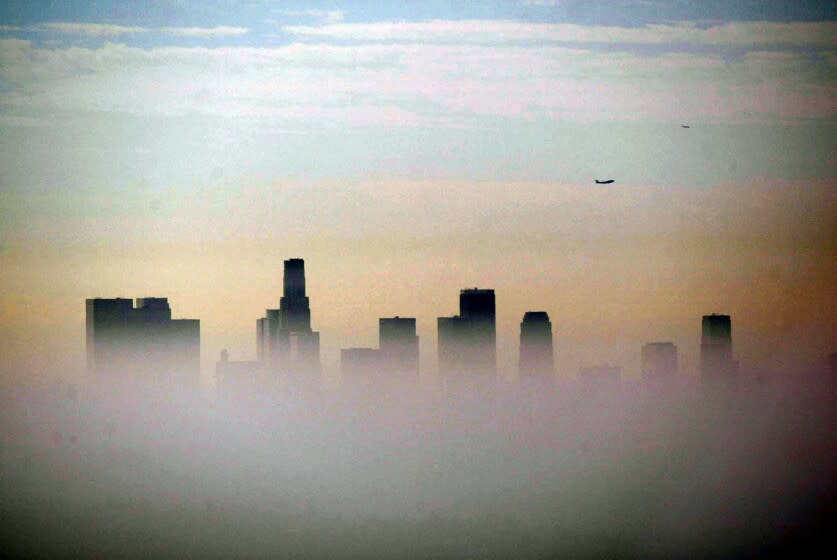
[2,0,835,387]
[1,1,835,558]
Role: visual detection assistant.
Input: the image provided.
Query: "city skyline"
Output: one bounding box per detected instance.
[82,257,831,389]
[2,2,834,557]
[1,1,834,390]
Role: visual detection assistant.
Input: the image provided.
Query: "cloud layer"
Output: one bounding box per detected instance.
[33,22,249,38]
[282,19,837,47]
[0,31,833,126]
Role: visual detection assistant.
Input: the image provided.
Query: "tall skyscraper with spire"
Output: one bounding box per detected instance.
[258,259,320,375]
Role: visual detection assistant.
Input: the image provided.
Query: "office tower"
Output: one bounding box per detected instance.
[379,317,419,376]
[519,311,554,378]
[437,316,469,375]
[86,297,200,387]
[641,342,678,381]
[257,309,280,368]
[257,317,266,363]
[459,288,496,376]
[258,259,320,375]
[340,317,419,381]
[437,288,496,376]
[700,314,737,378]
[280,258,310,331]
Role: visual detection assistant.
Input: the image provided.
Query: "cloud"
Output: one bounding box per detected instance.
[162,26,249,38]
[39,22,149,37]
[278,10,345,25]
[0,38,833,125]
[36,22,248,39]
[0,25,25,32]
[282,19,837,48]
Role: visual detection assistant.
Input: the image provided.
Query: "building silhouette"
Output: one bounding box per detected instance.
[257,309,280,367]
[641,342,678,382]
[700,314,737,378]
[438,288,496,376]
[437,316,469,375]
[258,259,321,376]
[340,317,419,379]
[518,311,554,378]
[85,297,199,387]
[379,317,419,376]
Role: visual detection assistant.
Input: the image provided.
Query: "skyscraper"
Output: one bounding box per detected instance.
[519,311,554,378]
[340,317,419,381]
[437,315,469,376]
[641,342,678,382]
[258,259,320,375]
[257,309,280,369]
[85,297,200,387]
[379,317,419,375]
[700,314,737,378]
[437,288,496,376]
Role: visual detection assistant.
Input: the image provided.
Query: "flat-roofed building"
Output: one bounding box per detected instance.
[379,316,419,376]
[642,342,678,382]
[85,297,200,388]
[519,311,554,379]
[437,288,496,377]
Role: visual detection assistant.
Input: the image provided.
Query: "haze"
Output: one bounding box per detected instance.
[0,1,835,557]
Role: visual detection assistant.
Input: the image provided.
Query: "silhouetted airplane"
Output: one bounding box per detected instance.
[595,179,614,184]
[681,125,690,128]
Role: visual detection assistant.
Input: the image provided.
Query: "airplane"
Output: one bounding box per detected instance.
[594,179,614,184]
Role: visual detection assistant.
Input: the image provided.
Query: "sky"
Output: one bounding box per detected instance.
[0,1,835,387]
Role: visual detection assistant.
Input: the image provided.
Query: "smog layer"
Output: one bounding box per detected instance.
[2,375,832,559]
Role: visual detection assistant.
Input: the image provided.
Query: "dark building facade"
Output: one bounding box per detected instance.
[437,288,496,376]
[437,316,468,376]
[257,309,279,368]
[700,314,737,378]
[519,311,554,378]
[379,317,419,376]
[641,342,678,381]
[258,259,321,376]
[86,297,200,387]
[340,317,419,380]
